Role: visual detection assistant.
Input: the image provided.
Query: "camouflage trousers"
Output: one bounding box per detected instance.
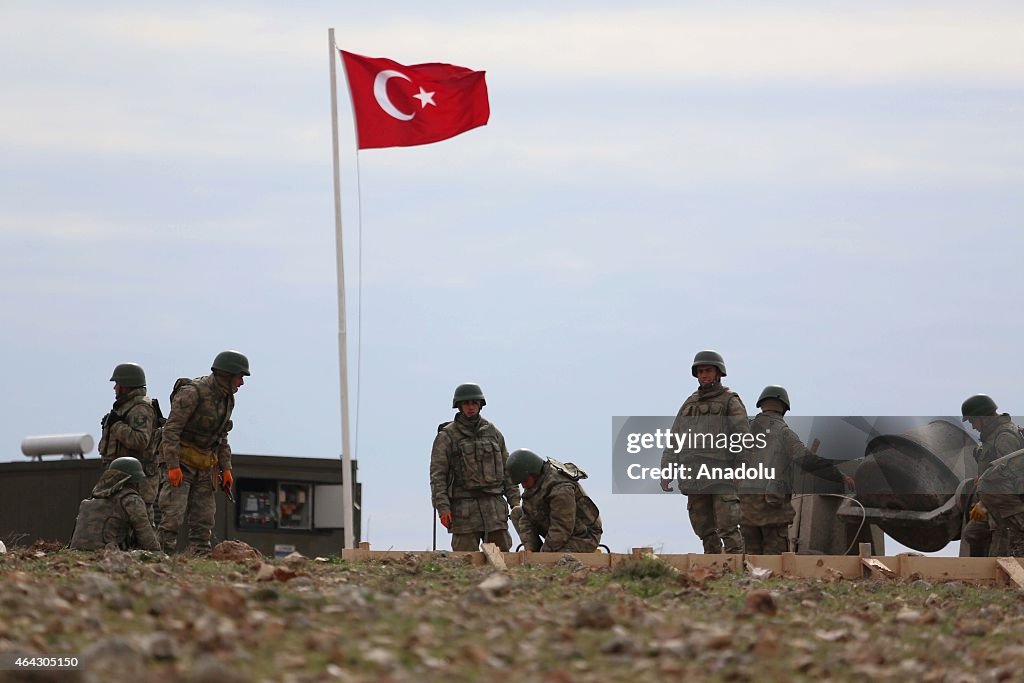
[451,530,513,552]
[962,519,994,557]
[157,465,217,554]
[687,493,744,554]
[139,474,159,526]
[741,523,790,555]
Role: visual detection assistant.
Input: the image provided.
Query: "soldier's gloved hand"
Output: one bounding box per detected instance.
[660,477,673,492]
[104,411,125,428]
[439,512,452,529]
[221,469,233,491]
[970,502,988,522]
[843,475,856,490]
[167,467,183,488]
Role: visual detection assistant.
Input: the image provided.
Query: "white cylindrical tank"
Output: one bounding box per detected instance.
[21,433,95,457]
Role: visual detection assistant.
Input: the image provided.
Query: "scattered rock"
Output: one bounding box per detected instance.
[82,637,147,681]
[896,608,922,624]
[141,631,179,660]
[955,619,988,637]
[186,655,249,683]
[557,554,585,572]
[205,585,247,618]
[575,600,615,629]
[476,572,513,600]
[744,589,777,616]
[211,540,262,562]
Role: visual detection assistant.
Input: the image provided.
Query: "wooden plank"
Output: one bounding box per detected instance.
[519,552,618,569]
[334,549,1024,584]
[481,543,507,571]
[996,558,1024,588]
[861,557,896,580]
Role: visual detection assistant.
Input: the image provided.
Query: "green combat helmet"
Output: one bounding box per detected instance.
[109,456,146,482]
[961,394,998,421]
[212,350,251,376]
[756,385,791,411]
[691,350,727,377]
[110,363,146,388]
[452,383,486,408]
[507,448,545,485]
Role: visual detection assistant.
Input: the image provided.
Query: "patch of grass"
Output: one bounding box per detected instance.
[611,556,677,581]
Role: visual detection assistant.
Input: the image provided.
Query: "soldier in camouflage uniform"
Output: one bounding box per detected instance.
[661,350,750,554]
[70,457,161,551]
[961,394,1024,556]
[157,350,248,554]
[430,383,521,551]
[507,448,602,552]
[978,450,1024,557]
[740,386,853,554]
[98,363,160,521]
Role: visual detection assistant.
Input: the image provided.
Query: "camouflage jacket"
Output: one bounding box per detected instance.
[161,374,234,470]
[429,413,520,515]
[740,411,845,526]
[976,414,1024,475]
[514,461,602,552]
[98,387,157,467]
[69,469,161,551]
[662,382,750,493]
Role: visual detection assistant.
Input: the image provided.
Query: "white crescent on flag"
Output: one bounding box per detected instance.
[373,70,414,121]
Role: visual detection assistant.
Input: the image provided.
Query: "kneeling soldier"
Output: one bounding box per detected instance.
[70,457,161,551]
[507,448,603,552]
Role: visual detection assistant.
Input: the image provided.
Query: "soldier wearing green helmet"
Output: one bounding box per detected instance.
[960,394,1024,556]
[740,385,853,554]
[660,349,750,554]
[157,350,249,554]
[70,457,161,551]
[429,382,520,552]
[98,362,161,521]
[507,449,603,552]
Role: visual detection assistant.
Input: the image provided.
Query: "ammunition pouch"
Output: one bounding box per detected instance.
[179,444,217,470]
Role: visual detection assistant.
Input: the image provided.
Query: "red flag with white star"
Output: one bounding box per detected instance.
[340,51,490,150]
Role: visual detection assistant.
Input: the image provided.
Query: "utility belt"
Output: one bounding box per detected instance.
[179,443,218,470]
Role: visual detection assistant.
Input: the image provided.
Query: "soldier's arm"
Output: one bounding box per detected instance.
[429,432,453,516]
[497,430,521,508]
[661,407,687,470]
[111,403,155,452]
[540,482,578,552]
[994,431,1024,460]
[217,420,233,471]
[160,386,200,469]
[726,395,751,434]
[123,495,161,551]
[511,506,541,551]
[789,429,844,483]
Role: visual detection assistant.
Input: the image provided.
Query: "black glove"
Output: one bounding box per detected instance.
[103,411,126,428]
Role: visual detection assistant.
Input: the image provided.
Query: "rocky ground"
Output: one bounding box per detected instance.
[1,541,1023,683]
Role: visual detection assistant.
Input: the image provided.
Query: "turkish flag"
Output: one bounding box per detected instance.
[340,50,490,150]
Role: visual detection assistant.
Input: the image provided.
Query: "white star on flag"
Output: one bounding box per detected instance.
[412,87,436,108]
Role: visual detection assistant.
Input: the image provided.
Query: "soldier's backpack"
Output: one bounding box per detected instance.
[548,458,588,481]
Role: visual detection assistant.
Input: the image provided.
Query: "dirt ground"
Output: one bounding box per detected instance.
[1,542,1022,683]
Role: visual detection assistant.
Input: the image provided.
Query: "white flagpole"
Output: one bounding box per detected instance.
[328,27,355,550]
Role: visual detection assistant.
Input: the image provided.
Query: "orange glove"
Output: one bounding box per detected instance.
[969,502,988,522]
[439,512,452,529]
[167,467,183,487]
[221,469,234,491]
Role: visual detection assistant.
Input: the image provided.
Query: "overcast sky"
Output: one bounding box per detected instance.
[2,1,1023,555]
